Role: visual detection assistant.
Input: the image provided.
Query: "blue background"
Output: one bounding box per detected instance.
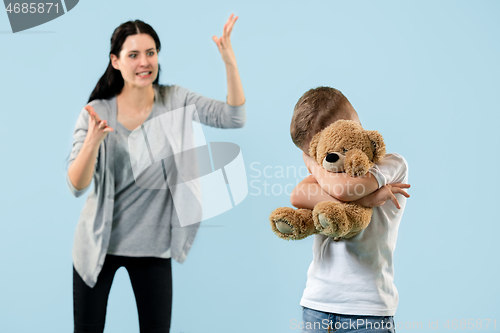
[1,0,499,332]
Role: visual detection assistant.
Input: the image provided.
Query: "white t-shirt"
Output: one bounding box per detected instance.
[300,153,409,316]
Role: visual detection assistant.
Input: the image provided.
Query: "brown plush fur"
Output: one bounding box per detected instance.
[269,120,386,241]
[270,207,319,240]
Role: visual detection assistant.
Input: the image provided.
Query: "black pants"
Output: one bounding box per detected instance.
[73,254,172,333]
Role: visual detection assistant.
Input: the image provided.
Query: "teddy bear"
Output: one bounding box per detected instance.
[269,119,386,241]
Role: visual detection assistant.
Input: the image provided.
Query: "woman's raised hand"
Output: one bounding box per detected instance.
[212,14,238,66]
[84,105,113,147]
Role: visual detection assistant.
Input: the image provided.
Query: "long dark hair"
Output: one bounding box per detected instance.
[88,20,162,103]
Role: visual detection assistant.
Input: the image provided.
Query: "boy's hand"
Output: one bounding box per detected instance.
[355,183,410,209]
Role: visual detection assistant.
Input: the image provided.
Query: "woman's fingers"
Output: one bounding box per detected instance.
[85,106,95,124]
[227,15,238,36]
[84,105,112,133]
[85,105,102,123]
[85,105,96,119]
[223,14,237,39]
[87,113,94,126]
[225,14,233,32]
[222,20,229,39]
[212,35,221,48]
[98,120,113,132]
[84,105,94,114]
[215,14,237,52]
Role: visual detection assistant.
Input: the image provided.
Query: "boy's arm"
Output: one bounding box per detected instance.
[354,183,410,209]
[290,175,344,209]
[291,175,410,210]
[303,152,379,202]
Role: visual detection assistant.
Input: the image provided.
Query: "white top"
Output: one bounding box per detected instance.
[300,153,409,316]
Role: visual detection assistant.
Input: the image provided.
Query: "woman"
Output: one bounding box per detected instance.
[67,15,245,333]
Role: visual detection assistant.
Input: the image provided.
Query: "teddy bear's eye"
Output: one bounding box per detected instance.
[342,148,348,154]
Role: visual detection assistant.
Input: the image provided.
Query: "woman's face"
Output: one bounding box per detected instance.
[110,33,159,89]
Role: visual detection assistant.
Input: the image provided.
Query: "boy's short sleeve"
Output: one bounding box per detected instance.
[368,153,409,188]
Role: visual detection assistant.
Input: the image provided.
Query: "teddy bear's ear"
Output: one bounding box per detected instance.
[308,132,321,161]
[366,130,386,163]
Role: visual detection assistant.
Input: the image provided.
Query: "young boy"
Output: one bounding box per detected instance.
[289,87,410,333]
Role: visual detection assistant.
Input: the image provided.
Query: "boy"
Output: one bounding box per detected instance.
[289,87,410,333]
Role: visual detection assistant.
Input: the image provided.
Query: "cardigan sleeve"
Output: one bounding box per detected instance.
[173,85,246,129]
[66,101,101,197]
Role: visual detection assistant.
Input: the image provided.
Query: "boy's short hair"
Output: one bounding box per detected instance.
[290,86,359,152]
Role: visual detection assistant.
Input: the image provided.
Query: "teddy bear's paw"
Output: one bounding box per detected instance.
[345,161,369,177]
[317,213,334,230]
[351,165,369,177]
[312,202,350,238]
[345,149,371,177]
[315,212,340,237]
[275,219,293,234]
[269,207,315,240]
[269,207,299,240]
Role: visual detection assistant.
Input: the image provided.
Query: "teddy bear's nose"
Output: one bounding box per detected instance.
[326,153,340,163]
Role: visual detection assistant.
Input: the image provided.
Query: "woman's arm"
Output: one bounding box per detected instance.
[176,15,245,129]
[212,14,245,106]
[68,140,100,191]
[68,106,113,192]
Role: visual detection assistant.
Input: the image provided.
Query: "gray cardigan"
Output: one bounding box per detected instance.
[66,84,246,288]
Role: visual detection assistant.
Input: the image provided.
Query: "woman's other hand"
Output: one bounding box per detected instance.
[84,105,113,148]
[212,14,238,66]
[68,105,114,191]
